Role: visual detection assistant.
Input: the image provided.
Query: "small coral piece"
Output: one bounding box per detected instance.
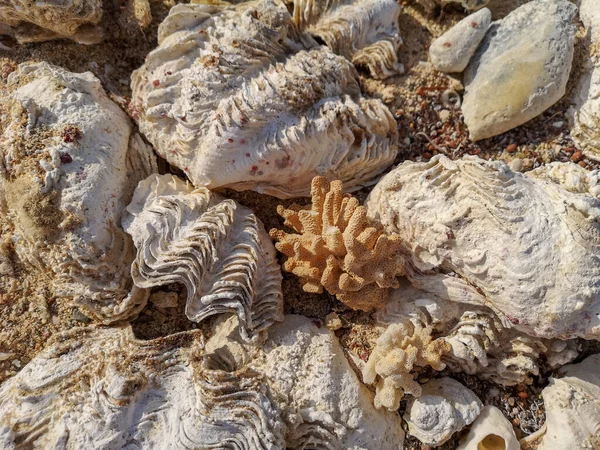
[270,176,406,310]
[362,321,450,411]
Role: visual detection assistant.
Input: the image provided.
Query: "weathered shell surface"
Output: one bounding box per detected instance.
[0,62,156,323]
[0,0,103,44]
[570,0,600,160]
[366,155,600,339]
[404,377,483,446]
[287,0,404,79]
[131,0,398,198]
[0,314,405,450]
[122,174,283,342]
[521,354,600,450]
[456,405,519,450]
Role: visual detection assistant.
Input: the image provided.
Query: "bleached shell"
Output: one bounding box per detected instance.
[0,0,103,44]
[521,354,600,450]
[456,405,519,450]
[569,0,600,160]
[366,155,600,339]
[0,62,156,323]
[0,314,405,450]
[404,377,483,446]
[288,0,403,79]
[0,325,287,450]
[122,174,284,342]
[130,0,398,198]
[215,314,406,450]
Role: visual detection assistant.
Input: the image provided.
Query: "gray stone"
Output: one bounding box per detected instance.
[462,0,577,141]
[429,8,492,73]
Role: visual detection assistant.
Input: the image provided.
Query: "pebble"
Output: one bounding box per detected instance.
[508,397,516,406]
[11,359,21,368]
[572,151,584,162]
[72,308,92,323]
[438,109,452,123]
[462,0,577,141]
[325,312,342,331]
[506,143,517,153]
[429,8,492,73]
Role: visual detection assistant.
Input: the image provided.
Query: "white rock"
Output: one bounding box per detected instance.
[429,8,492,73]
[404,377,483,446]
[570,0,600,160]
[366,155,600,339]
[122,174,284,342]
[456,405,519,450]
[521,354,600,450]
[0,62,156,323]
[131,0,398,198]
[462,0,577,140]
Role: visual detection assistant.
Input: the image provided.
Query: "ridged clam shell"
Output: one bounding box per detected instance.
[122,174,283,342]
[366,155,600,339]
[130,0,398,198]
[521,354,600,450]
[0,0,103,44]
[287,0,404,79]
[0,315,405,450]
[0,62,156,323]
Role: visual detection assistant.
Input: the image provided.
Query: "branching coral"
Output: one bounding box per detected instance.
[270,176,407,310]
[362,320,450,411]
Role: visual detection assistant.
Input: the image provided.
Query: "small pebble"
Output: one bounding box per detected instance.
[508,397,516,406]
[518,391,529,399]
[439,109,452,123]
[11,359,21,368]
[506,143,518,153]
[552,121,564,128]
[579,160,587,168]
[571,151,584,162]
[509,158,524,172]
[325,312,343,331]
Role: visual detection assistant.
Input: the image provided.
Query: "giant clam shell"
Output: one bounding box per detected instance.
[366,155,600,339]
[0,62,156,323]
[0,315,405,449]
[122,173,284,342]
[287,0,404,79]
[130,0,398,198]
[521,354,600,450]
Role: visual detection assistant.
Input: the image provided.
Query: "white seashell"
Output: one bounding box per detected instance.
[130,0,398,198]
[366,155,600,339]
[0,314,405,450]
[456,405,519,450]
[570,0,600,161]
[403,377,483,446]
[122,173,284,342]
[0,62,156,323]
[521,354,600,450]
[288,0,404,79]
[0,0,104,44]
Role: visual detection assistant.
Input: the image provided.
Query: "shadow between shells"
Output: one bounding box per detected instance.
[1,0,600,449]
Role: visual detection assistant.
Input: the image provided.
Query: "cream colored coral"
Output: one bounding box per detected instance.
[362,320,450,410]
[270,176,406,310]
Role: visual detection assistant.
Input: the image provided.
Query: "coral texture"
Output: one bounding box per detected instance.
[131,0,398,198]
[122,174,284,342]
[367,155,600,339]
[270,176,406,310]
[288,0,404,79]
[0,62,156,323]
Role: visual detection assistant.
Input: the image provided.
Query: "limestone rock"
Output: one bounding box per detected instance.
[570,0,600,160]
[462,0,577,140]
[429,8,491,73]
[404,377,483,446]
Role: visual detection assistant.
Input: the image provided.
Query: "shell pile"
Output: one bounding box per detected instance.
[1,0,600,449]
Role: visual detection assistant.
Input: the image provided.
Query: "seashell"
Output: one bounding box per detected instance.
[366,155,600,339]
[0,62,156,323]
[0,314,405,449]
[456,405,519,450]
[0,325,287,449]
[521,354,600,450]
[130,0,398,198]
[287,0,404,79]
[403,377,483,446]
[270,176,407,311]
[0,0,104,44]
[122,173,284,342]
[570,0,600,161]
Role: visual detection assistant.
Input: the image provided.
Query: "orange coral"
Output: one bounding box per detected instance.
[269,176,407,310]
